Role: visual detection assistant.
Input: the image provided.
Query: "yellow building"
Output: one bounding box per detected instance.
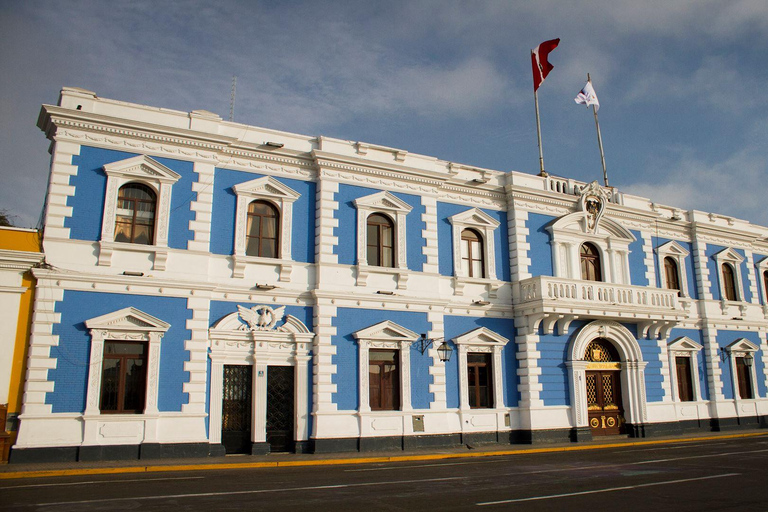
[0,227,43,462]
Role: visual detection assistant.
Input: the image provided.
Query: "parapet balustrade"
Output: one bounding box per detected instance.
[518,276,680,312]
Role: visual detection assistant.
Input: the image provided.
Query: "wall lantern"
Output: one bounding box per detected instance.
[744,352,754,367]
[414,334,453,362]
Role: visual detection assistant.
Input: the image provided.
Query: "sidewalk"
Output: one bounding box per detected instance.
[2,429,766,480]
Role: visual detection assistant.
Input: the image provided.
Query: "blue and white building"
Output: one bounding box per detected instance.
[12,87,768,462]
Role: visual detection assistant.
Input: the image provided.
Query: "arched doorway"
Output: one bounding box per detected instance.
[566,321,648,439]
[584,338,624,435]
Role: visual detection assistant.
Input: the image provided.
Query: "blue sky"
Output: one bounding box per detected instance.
[1,1,767,229]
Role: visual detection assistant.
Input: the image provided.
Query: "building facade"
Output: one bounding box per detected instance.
[0,227,43,461]
[11,87,768,462]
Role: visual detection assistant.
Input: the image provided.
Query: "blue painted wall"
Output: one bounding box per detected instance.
[335,185,426,271]
[209,168,316,262]
[526,213,555,278]
[628,230,649,286]
[435,202,510,281]
[537,320,589,406]
[331,308,430,410]
[67,146,196,249]
[47,291,192,413]
[443,316,518,408]
[716,330,765,399]
[667,328,709,401]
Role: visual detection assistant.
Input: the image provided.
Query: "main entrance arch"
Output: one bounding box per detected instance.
[566,321,648,438]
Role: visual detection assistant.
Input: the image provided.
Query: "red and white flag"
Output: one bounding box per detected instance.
[531,38,560,91]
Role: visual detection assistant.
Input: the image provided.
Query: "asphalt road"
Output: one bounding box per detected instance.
[3,436,768,511]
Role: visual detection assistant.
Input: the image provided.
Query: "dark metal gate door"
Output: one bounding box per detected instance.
[266,366,294,452]
[222,365,252,454]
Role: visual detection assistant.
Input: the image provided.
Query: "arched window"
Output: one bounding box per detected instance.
[722,263,737,301]
[366,213,394,268]
[461,228,485,278]
[245,200,279,258]
[664,256,681,294]
[580,242,602,282]
[114,183,156,245]
[763,271,768,304]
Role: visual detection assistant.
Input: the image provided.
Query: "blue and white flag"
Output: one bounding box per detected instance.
[575,81,599,112]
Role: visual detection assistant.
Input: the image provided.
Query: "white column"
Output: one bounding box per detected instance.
[253,363,268,443]
[187,162,215,252]
[208,361,224,444]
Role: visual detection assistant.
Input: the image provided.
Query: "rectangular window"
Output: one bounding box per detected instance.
[675,356,694,402]
[369,349,400,411]
[735,357,754,399]
[467,353,493,408]
[100,341,147,413]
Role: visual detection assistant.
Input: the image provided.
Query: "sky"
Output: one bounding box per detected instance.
[1,1,767,229]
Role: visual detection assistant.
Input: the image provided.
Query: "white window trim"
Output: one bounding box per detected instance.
[724,338,760,400]
[713,247,745,302]
[353,320,418,413]
[231,176,301,280]
[452,327,509,411]
[98,155,181,271]
[756,257,768,306]
[546,212,636,284]
[667,336,703,402]
[82,307,170,444]
[354,191,412,270]
[657,241,690,297]
[449,207,500,281]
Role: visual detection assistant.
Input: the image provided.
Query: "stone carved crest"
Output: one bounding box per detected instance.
[237,305,286,331]
[579,181,609,233]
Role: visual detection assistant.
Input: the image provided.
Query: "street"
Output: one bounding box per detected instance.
[2,435,768,511]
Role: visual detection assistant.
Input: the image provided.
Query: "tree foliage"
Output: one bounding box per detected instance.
[0,209,15,227]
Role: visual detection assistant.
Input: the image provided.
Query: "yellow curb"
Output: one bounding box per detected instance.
[1,431,765,480]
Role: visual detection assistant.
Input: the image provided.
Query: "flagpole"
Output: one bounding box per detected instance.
[588,73,609,187]
[534,51,547,177]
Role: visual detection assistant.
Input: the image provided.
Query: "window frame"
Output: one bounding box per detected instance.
[448,208,499,281]
[580,242,603,282]
[114,183,157,245]
[467,352,493,408]
[656,241,690,297]
[354,191,412,271]
[84,307,170,418]
[368,349,400,411]
[353,320,418,413]
[667,336,704,403]
[366,213,396,268]
[99,340,149,414]
[755,256,768,306]
[245,199,280,258]
[712,247,745,302]
[452,327,509,412]
[98,155,181,270]
[724,338,760,401]
[232,176,301,279]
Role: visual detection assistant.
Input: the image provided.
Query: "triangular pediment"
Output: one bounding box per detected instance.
[353,320,419,343]
[85,307,171,332]
[657,241,689,258]
[726,338,759,353]
[354,191,412,214]
[713,247,744,264]
[449,208,500,229]
[103,155,181,184]
[756,256,768,269]
[452,327,509,346]
[232,176,301,202]
[668,336,703,352]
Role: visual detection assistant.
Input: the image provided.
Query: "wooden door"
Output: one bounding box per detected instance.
[586,370,624,435]
[222,365,252,454]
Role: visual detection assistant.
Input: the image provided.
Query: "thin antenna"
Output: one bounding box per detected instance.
[229,75,237,122]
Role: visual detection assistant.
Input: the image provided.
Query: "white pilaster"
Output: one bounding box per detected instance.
[187,162,215,252]
[183,296,210,413]
[421,195,439,274]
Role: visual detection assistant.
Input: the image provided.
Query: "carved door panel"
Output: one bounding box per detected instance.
[266,365,295,452]
[222,365,252,454]
[586,370,624,436]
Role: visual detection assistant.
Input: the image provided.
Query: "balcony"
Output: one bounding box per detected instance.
[514,276,688,338]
